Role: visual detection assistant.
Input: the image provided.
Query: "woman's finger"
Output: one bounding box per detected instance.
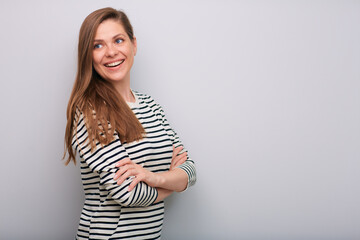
[128,175,143,191]
[115,157,132,167]
[170,152,187,170]
[116,169,137,186]
[172,145,182,157]
[172,145,176,158]
[171,156,187,169]
[172,152,187,163]
[114,164,134,180]
[175,151,187,159]
[177,153,187,164]
[172,145,183,158]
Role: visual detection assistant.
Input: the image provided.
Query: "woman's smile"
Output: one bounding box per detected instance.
[104,59,125,68]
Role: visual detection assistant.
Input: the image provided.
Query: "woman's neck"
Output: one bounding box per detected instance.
[121,89,135,103]
[113,81,135,103]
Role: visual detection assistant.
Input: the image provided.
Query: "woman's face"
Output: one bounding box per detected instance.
[92,19,137,84]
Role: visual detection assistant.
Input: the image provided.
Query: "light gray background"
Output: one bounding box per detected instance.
[0,0,359,239]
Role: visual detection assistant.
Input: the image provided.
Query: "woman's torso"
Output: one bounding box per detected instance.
[76,92,173,240]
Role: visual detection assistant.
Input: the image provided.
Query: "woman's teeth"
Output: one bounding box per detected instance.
[105,60,124,67]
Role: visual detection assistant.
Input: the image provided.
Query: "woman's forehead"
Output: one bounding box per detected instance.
[94,20,126,40]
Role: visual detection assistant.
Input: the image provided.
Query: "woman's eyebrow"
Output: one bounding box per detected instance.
[94,33,126,42]
[113,33,126,39]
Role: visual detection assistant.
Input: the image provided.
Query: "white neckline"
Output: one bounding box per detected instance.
[126,90,139,108]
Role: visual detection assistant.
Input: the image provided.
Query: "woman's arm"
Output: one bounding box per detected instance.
[154,188,173,203]
[154,145,189,192]
[113,95,196,195]
[114,146,189,192]
[156,169,188,192]
[73,111,158,207]
[154,100,197,190]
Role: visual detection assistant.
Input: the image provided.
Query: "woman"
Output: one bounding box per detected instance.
[63,7,196,239]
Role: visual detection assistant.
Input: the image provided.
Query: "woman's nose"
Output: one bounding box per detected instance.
[105,44,118,57]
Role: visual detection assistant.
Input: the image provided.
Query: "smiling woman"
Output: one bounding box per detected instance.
[63,7,196,240]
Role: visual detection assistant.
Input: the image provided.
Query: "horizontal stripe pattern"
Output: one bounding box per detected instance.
[72,91,196,239]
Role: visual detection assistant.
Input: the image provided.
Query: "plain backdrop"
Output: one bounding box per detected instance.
[0,0,359,239]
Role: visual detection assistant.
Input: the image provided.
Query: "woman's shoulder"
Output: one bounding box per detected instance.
[133,90,157,105]
[133,90,163,113]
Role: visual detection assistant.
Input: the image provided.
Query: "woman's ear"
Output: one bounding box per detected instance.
[133,37,137,56]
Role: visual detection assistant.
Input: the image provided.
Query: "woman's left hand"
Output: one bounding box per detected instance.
[114,158,160,192]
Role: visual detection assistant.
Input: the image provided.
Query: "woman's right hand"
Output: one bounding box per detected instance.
[170,145,187,171]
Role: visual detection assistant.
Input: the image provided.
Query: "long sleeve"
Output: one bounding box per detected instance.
[72,111,158,207]
[147,97,197,190]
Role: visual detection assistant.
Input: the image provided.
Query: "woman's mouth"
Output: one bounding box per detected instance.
[104,60,124,67]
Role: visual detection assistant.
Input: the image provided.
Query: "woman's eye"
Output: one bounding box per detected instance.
[94,44,103,49]
[115,39,123,44]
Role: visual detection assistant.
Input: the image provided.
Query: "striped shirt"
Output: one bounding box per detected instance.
[72,91,196,239]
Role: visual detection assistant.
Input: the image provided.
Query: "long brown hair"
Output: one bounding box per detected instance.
[63,8,145,165]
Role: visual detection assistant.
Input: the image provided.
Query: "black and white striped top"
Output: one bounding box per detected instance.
[72,91,196,239]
